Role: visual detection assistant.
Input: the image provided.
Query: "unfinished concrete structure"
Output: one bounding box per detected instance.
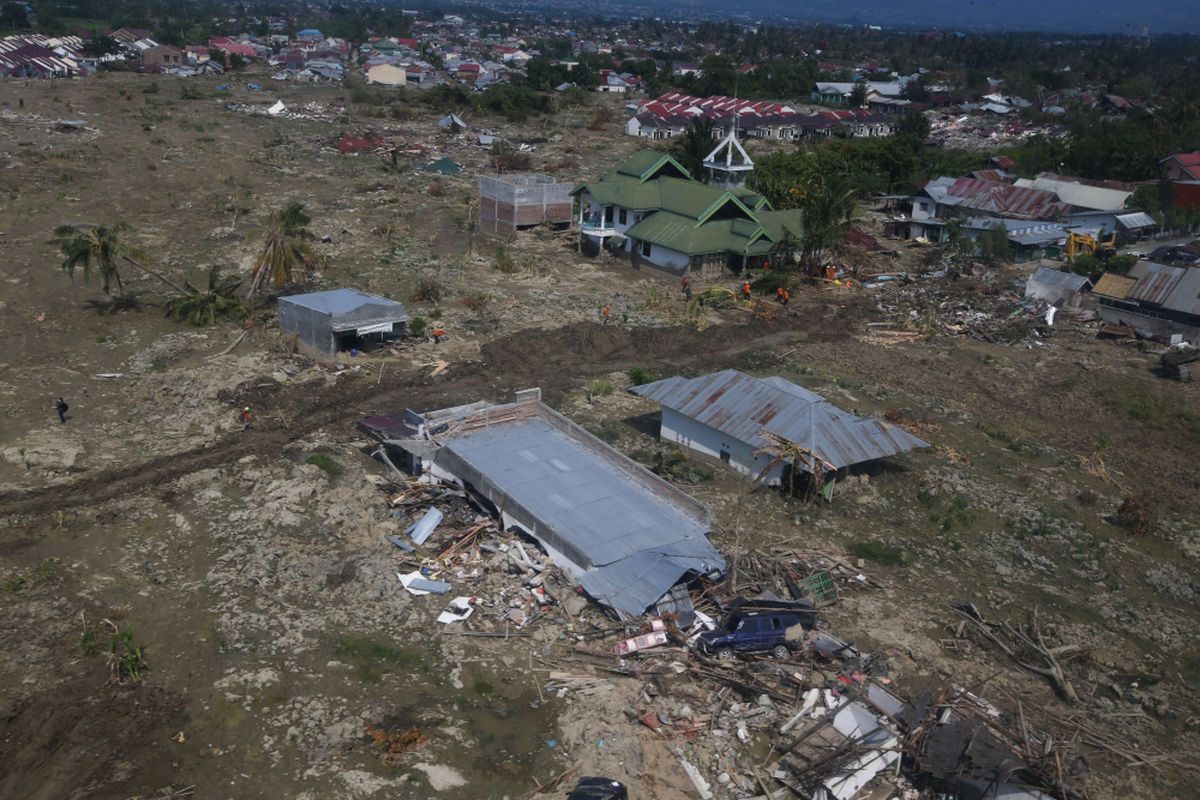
[478,173,573,234]
[358,388,725,618]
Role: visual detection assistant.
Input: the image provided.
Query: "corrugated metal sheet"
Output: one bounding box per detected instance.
[631,370,929,471]
[431,410,723,618]
[1115,212,1157,231]
[1161,267,1200,317]
[1028,267,1090,292]
[279,288,404,316]
[1128,261,1186,306]
[1016,176,1131,212]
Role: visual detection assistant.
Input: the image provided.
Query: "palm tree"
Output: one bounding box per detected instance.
[670,117,716,178]
[797,174,856,275]
[164,265,249,326]
[52,222,187,298]
[246,203,316,298]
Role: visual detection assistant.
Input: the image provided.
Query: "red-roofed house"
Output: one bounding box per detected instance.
[1162,153,1200,182]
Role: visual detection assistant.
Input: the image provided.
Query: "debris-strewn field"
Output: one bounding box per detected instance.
[0,71,1197,800]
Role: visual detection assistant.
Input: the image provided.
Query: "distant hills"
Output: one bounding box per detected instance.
[655,0,1198,34]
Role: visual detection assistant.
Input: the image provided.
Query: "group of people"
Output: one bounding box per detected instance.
[600,272,796,324]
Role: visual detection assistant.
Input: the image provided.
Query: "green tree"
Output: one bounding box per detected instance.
[669,116,716,179]
[847,80,868,108]
[52,223,186,298]
[246,204,316,297]
[164,266,249,326]
[796,173,856,274]
[980,223,1011,264]
[0,1,29,30]
[896,110,931,150]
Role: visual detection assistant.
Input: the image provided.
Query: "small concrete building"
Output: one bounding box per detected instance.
[142,45,183,68]
[631,370,928,486]
[478,174,573,234]
[1025,267,1091,307]
[366,62,407,86]
[278,289,407,358]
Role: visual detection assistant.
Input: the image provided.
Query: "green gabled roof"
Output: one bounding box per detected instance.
[606,149,693,183]
[572,174,663,210]
[755,209,804,242]
[626,211,766,256]
[731,188,771,211]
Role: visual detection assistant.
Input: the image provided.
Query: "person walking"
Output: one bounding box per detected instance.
[53,397,69,424]
[680,275,689,298]
[602,304,611,324]
[782,289,790,307]
[240,406,252,430]
[742,281,752,300]
[431,327,446,344]
[684,282,693,301]
[776,286,784,304]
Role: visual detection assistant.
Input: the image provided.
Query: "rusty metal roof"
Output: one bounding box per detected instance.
[630,370,928,471]
[1161,266,1200,317]
[1127,261,1186,306]
[947,177,1069,219]
[1093,273,1136,300]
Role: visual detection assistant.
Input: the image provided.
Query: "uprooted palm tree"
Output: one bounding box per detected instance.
[245,202,317,298]
[164,265,249,326]
[52,222,188,301]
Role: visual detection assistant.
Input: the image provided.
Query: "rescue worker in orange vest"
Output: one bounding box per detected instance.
[763,259,771,271]
[776,286,785,304]
[742,281,752,300]
[432,327,446,344]
[782,289,790,306]
[602,304,611,324]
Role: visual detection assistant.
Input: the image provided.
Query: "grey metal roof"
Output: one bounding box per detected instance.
[630,370,929,471]
[1161,266,1200,317]
[1115,211,1157,230]
[428,405,723,617]
[1028,267,1090,292]
[278,288,405,316]
[1014,176,1130,212]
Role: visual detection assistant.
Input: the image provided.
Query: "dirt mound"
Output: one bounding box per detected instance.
[0,682,187,799]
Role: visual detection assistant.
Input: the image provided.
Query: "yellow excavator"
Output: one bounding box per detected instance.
[1067,230,1117,260]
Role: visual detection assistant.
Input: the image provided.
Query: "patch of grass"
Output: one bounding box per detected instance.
[4,558,60,592]
[306,453,343,476]
[335,634,422,682]
[79,620,148,683]
[472,676,495,695]
[492,245,516,274]
[627,366,658,387]
[850,540,907,566]
[1099,382,1200,441]
[586,378,614,400]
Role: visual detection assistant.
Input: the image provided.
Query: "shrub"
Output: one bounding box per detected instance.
[850,540,906,566]
[306,453,343,476]
[461,292,492,315]
[408,316,427,338]
[409,277,444,303]
[586,378,614,400]
[627,367,659,386]
[492,245,516,274]
[588,104,615,131]
[750,269,796,294]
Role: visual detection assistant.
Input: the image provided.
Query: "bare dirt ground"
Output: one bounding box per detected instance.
[1,70,1198,800]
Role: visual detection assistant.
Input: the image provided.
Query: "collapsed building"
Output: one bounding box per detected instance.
[359,389,725,618]
[630,370,928,489]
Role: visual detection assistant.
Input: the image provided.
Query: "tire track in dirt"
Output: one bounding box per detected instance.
[0,319,805,520]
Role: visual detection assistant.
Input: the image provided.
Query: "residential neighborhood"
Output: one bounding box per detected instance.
[0,2,1198,800]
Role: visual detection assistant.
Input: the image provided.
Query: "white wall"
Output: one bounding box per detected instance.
[640,243,690,271]
[625,117,641,136]
[660,407,786,485]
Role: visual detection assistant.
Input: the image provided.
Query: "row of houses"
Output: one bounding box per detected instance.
[1094,262,1200,343]
[625,93,896,140]
[0,34,85,77]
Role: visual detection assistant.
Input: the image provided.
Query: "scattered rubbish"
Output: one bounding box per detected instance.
[397,570,450,596]
[407,507,443,545]
[267,100,287,115]
[386,535,416,554]
[92,372,123,379]
[436,596,475,624]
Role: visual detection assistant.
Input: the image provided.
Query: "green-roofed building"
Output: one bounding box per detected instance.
[572,149,801,277]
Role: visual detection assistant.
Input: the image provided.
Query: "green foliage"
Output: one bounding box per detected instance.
[51,222,138,297]
[107,629,148,683]
[639,446,715,484]
[142,82,160,94]
[979,223,1011,264]
[409,277,444,304]
[163,265,248,326]
[667,116,715,178]
[750,268,796,294]
[247,203,317,296]
[1069,253,1102,281]
[408,316,427,338]
[1106,254,1138,275]
[1099,382,1200,441]
[849,540,906,566]
[179,83,204,100]
[305,453,343,477]
[627,367,659,386]
[473,85,551,122]
[3,558,59,592]
[586,378,615,400]
[492,244,516,274]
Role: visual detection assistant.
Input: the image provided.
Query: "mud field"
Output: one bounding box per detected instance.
[1,70,1198,800]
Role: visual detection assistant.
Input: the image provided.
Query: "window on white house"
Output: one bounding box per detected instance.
[641,240,651,257]
[618,208,627,225]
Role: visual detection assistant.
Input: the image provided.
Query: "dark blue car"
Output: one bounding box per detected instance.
[697,607,814,661]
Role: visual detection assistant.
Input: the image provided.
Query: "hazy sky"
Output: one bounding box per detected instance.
[697,0,1200,34]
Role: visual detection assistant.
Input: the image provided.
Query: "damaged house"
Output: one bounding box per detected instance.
[359,389,725,618]
[630,370,928,489]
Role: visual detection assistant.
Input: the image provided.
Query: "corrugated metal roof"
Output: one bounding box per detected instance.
[430,406,723,617]
[1115,212,1157,230]
[1128,261,1186,306]
[630,370,929,471]
[1161,267,1200,317]
[1028,267,1090,292]
[1014,176,1131,212]
[279,288,405,316]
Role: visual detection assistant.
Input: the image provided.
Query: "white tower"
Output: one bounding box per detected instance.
[703,126,754,189]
